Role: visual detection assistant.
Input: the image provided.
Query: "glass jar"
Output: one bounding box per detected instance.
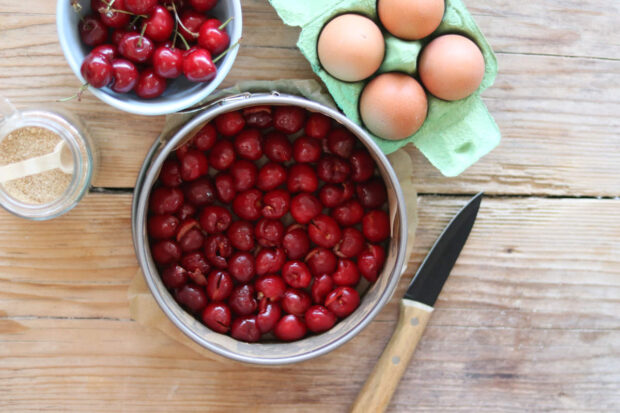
[0,96,96,220]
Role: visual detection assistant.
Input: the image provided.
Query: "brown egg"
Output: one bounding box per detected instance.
[359,73,428,141]
[378,0,445,40]
[317,14,385,82]
[419,34,485,101]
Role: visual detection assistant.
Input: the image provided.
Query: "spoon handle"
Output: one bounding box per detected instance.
[0,151,61,183]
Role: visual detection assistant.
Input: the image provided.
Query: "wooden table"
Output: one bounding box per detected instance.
[1,1,619,411]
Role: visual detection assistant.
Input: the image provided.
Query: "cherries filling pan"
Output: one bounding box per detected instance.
[147,105,391,342]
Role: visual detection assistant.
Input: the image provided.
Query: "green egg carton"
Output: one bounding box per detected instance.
[268,0,500,176]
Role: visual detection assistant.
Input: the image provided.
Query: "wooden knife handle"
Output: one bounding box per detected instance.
[350,299,433,413]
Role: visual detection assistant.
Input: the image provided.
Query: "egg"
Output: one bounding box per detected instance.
[378,0,445,40]
[317,14,385,82]
[419,34,485,101]
[359,73,428,141]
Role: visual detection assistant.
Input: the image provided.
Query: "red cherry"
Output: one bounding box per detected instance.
[159,159,182,187]
[92,44,117,61]
[202,302,232,334]
[112,29,129,45]
[178,10,206,41]
[161,264,188,289]
[350,149,375,182]
[305,305,337,333]
[175,217,199,242]
[319,183,346,208]
[183,177,215,206]
[148,214,179,239]
[91,0,106,13]
[281,289,311,316]
[309,214,342,249]
[227,221,255,251]
[263,131,292,163]
[214,111,246,136]
[228,284,257,316]
[232,189,262,221]
[234,129,263,161]
[118,32,154,63]
[125,0,157,14]
[180,251,211,275]
[325,286,360,318]
[209,140,235,170]
[274,315,307,341]
[332,199,364,227]
[257,299,281,333]
[282,226,310,260]
[257,162,287,191]
[80,52,113,88]
[231,316,260,342]
[143,5,173,42]
[135,68,166,99]
[176,203,196,221]
[110,59,138,93]
[214,173,236,203]
[198,18,230,55]
[332,259,360,286]
[311,274,334,304]
[178,226,204,252]
[205,270,234,301]
[230,160,258,191]
[243,106,273,129]
[199,205,232,233]
[152,46,183,78]
[293,136,321,163]
[79,15,108,46]
[305,247,337,277]
[204,233,232,268]
[358,244,386,283]
[99,0,131,29]
[317,155,351,183]
[357,178,388,209]
[287,164,318,193]
[190,0,217,12]
[335,227,365,258]
[183,48,216,82]
[305,112,331,139]
[282,261,312,289]
[180,149,208,181]
[255,218,284,247]
[273,106,306,134]
[255,247,285,276]
[362,210,390,243]
[151,239,181,264]
[261,190,290,219]
[290,193,321,224]
[327,128,356,158]
[228,252,256,283]
[175,283,207,313]
[255,274,286,301]
[150,187,183,214]
[193,123,216,151]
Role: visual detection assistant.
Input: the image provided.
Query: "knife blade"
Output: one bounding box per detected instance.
[351,192,483,413]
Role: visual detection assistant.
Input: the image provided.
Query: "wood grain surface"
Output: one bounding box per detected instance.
[1,0,619,411]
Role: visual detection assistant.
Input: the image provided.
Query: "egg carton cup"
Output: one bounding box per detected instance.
[269,0,500,176]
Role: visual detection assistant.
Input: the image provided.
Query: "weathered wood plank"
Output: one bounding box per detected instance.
[1,195,619,411]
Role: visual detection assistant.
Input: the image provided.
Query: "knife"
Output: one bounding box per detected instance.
[350,192,483,413]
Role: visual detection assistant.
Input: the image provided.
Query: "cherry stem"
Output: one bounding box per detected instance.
[218,16,234,31]
[138,22,148,48]
[103,0,116,12]
[70,0,82,13]
[212,38,241,64]
[58,83,89,103]
[129,14,142,28]
[176,30,190,50]
[171,2,198,38]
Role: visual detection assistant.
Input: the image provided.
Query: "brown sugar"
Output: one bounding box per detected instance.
[0,126,73,204]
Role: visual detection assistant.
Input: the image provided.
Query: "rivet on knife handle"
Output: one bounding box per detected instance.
[350,299,433,413]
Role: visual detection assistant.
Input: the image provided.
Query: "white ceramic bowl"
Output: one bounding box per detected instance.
[56,0,242,116]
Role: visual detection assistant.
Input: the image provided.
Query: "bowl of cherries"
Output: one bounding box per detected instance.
[56,0,242,115]
[133,92,408,364]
